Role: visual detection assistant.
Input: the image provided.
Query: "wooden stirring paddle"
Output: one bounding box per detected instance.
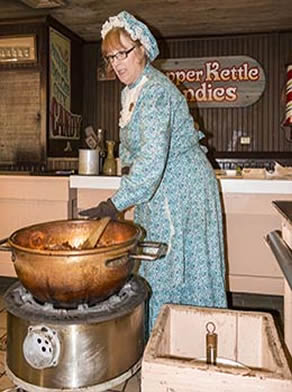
[82,216,111,249]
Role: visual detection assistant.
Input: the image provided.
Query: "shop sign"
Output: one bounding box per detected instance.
[0,35,36,63]
[50,96,82,139]
[154,56,265,108]
[49,28,81,156]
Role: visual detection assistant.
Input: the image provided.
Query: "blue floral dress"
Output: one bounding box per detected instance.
[112,63,227,331]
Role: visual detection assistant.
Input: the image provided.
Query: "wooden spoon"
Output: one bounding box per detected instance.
[82,217,111,249]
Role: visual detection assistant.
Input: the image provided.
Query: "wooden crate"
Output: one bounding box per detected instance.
[141,304,292,391]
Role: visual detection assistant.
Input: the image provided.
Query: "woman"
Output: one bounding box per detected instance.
[80,11,227,330]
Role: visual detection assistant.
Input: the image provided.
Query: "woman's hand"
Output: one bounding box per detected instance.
[121,166,130,175]
[79,199,119,220]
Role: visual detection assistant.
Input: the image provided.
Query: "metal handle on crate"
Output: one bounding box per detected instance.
[129,241,168,261]
[0,238,12,252]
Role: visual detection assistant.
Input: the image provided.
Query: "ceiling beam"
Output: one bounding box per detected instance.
[20,0,66,9]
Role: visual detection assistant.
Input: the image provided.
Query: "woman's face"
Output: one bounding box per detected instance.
[105,33,146,85]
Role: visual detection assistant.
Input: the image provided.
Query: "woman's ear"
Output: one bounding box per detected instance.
[138,45,147,64]
[140,45,146,56]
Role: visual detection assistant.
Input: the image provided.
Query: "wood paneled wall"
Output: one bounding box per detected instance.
[0,16,84,167]
[95,31,292,161]
[0,70,42,163]
[0,19,47,164]
[82,42,98,133]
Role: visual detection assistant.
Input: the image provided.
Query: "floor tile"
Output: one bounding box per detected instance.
[0,296,6,313]
[0,329,7,352]
[0,373,14,391]
[0,311,6,330]
[0,350,5,372]
[107,371,141,392]
[0,351,14,390]
[108,382,124,391]
[124,372,141,392]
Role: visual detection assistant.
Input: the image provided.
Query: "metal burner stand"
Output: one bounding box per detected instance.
[4,276,147,392]
[5,359,141,392]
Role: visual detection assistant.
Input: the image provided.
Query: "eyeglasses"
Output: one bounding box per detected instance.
[104,46,137,64]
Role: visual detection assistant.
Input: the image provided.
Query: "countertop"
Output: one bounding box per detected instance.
[0,170,74,177]
[1,171,291,194]
[70,174,292,194]
[70,175,121,189]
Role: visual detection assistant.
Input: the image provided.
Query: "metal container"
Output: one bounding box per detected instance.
[0,219,167,307]
[78,149,99,175]
[5,276,147,390]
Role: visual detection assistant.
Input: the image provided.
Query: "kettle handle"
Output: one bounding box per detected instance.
[0,238,12,252]
[129,241,168,261]
[105,242,168,267]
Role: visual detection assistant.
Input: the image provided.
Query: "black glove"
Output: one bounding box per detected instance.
[121,166,130,175]
[79,199,119,220]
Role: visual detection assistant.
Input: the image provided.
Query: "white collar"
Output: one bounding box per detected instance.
[119,75,148,128]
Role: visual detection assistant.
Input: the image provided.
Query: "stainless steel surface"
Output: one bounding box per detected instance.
[6,308,145,388]
[6,359,141,392]
[266,230,292,290]
[266,214,292,358]
[5,276,147,389]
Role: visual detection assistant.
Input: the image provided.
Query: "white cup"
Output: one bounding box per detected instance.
[78,149,99,175]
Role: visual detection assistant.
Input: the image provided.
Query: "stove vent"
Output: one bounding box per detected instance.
[21,0,66,8]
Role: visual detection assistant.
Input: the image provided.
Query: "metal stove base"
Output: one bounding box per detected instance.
[5,359,141,392]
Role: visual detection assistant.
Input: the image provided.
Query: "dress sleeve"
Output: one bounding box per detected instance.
[112,85,171,211]
[119,140,131,167]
